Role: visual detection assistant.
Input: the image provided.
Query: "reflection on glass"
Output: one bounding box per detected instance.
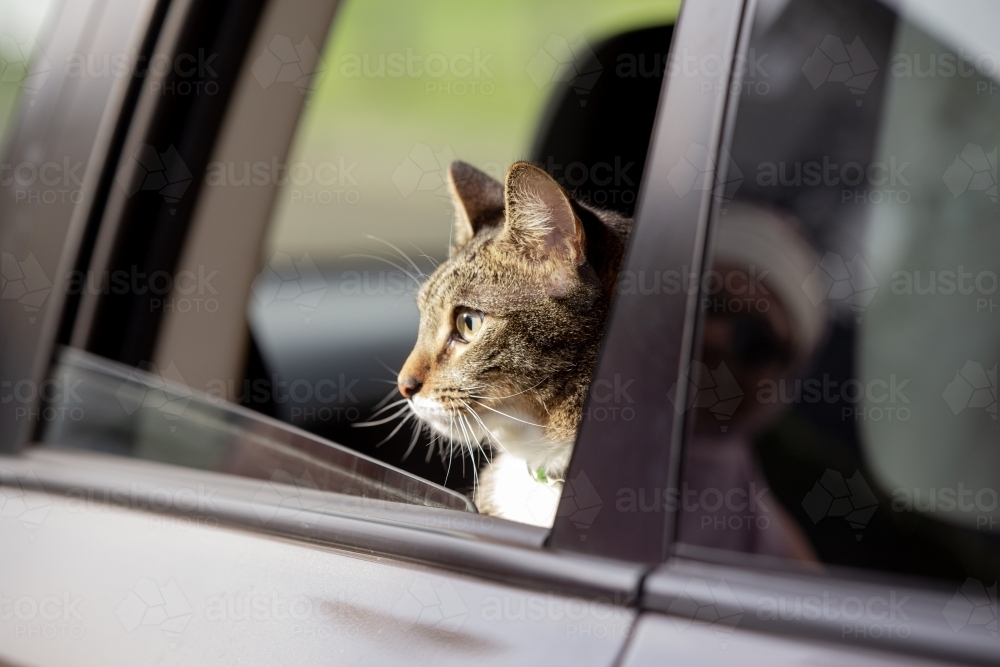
[40,347,473,512]
[681,0,1000,584]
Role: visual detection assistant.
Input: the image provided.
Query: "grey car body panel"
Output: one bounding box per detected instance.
[641,558,999,666]
[0,449,645,601]
[0,488,635,666]
[618,612,961,667]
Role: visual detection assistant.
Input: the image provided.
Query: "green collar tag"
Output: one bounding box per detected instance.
[534,467,549,484]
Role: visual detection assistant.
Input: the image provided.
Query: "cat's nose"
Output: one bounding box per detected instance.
[398,376,423,399]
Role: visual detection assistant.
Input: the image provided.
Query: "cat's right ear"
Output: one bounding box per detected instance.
[447,161,504,256]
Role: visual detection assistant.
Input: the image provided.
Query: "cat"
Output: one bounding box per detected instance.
[397,160,631,526]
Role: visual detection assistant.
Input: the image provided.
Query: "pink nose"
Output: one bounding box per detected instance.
[398,376,423,399]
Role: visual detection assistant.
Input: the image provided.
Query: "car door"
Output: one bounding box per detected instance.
[3,0,996,665]
[1,0,673,664]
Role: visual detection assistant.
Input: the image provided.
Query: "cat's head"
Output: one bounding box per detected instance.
[397,160,619,462]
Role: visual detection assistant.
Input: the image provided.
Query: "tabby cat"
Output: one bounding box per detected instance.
[397,160,631,526]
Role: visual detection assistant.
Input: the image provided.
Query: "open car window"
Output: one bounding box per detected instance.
[28,0,682,535]
[237,0,679,521]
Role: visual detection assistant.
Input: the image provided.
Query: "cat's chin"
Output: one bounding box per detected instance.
[408,395,572,475]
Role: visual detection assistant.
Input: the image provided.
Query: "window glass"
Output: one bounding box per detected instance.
[42,346,472,511]
[678,0,999,583]
[0,0,54,149]
[246,0,679,515]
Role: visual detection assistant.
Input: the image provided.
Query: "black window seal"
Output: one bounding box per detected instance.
[549,0,753,563]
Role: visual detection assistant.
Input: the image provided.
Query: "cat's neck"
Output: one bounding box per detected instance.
[480,409,573,479]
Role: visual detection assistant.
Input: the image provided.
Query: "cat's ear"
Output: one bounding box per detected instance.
[502,162,585,267]
[448,161,504,255]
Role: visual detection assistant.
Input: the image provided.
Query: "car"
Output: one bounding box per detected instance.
[0,0,997,664]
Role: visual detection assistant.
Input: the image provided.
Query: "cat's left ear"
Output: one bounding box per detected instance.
[448,161,504,255]
[503,162,585,267]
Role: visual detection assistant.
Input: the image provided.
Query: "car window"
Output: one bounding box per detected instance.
[0,0,55,149]
[243,0,679,516]
[40,345,473,510]
[675,0,999,584]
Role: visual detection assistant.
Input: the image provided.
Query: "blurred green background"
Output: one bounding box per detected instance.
[263,0,681,263]
[0,0,54,151]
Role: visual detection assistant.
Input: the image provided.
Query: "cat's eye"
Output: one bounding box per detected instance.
[454,308,485,342]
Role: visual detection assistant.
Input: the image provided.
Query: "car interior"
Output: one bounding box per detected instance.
[0,0,997,663]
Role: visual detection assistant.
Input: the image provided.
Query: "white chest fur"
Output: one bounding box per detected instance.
[475,453,563,527]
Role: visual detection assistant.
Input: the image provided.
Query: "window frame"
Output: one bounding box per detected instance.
[0,0,170,453]
[549,0,753,562]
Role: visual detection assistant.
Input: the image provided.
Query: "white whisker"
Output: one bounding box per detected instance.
[358,398,409,422]
[469,399,546,428]
[342,253,421,286]
[375,410,414,446]
[365,235,425,280]
[469,376,547,401]
[353,404,409,427]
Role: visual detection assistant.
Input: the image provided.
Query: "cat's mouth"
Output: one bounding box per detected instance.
[408,394,550,458]
[409,394,489,447]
